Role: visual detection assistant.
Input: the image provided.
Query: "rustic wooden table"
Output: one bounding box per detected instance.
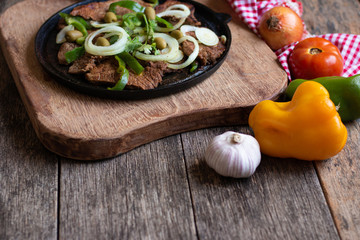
[0,0,359,239]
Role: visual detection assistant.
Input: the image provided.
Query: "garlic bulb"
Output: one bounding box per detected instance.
[204,131,261,178]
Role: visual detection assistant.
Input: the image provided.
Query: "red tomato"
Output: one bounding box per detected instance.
[289,37,344,79]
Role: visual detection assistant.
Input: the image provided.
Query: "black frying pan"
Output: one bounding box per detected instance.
[35,0,232,100]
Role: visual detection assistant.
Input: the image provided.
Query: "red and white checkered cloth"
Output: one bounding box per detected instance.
[227,0,360,80]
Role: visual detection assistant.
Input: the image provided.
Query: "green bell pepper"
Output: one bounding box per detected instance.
[108,56,129,91]
[190,61,198,73]
[59,13,89,44]
[109,1,172,29]
[285,74,360,122]
[118,52,144,75]
[155,16,173,28]
[65,46,85,64]
[59,13,92,29]
[109,1,145,14]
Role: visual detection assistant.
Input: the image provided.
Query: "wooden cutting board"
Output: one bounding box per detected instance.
[0,0,287,160]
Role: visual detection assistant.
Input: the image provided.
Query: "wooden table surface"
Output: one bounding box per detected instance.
[0,0,359,239]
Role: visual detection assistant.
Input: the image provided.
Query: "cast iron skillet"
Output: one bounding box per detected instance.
[35,0,232,100]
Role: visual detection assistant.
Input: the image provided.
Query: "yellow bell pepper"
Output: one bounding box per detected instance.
[248,81,347,161]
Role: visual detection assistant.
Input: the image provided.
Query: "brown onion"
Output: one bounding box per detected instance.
[258,6,304,51]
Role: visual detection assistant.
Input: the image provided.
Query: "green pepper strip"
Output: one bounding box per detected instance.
[118,52,144,75]
[59,13,91,29]
[109,35,119,44]
[109,1,145,13]
[190,61,198,73]
[65,46,85,64]
[71,15,92,29]
[108,56,129,91]
[59,13,88,44]
[155,16,173,29]
[147,0,159,7]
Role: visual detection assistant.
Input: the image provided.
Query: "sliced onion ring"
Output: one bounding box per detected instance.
[167,50,184,63]
[56,25,74,44]
[155,18,187,33]
[195,27,219,46]
[84,26,129,56]
[168,35,199,69]
[180,25,197,35]
[167,4,191,12]
[135,33,180,61]
[90,21,120,28]
[155,4,191,32]
[180,26,220,46]
[157,10,189,19]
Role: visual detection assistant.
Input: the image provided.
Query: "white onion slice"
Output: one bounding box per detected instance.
[167,50,184,63]
[56,25,74,44]
[155,4,191,32]
[195,27,219,46]
[102,32,119,39]
[167,4,191,13]
[160,48,170,54]
[157,10,189,19]
[168,35,199,69]
[155,18,187,32]
[90,21,120,28]
[180,25,197,35]
[84,26,129,56]
[135,33,179,61]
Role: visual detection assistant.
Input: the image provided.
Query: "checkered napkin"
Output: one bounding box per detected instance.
[226,0,360,80]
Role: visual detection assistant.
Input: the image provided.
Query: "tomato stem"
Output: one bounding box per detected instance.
[310,48,322,55]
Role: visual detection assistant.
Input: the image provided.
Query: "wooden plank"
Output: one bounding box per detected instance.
[59,135,197,239]
[0,0,358,240]
[0,38,58,239]
[301,0,360,238]
[0,0,287,160]
[181,127,339,239]
[316,125,360,240]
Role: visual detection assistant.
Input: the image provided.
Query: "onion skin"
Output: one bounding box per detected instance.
[258,6,304,51]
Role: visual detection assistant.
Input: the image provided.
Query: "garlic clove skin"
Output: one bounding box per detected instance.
[204,131,261,178]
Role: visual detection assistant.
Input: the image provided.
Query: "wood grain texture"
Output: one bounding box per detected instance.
[0,43,58,239]
[0,0,287,160]
[59,135,197,239]
[300,1,360,239]
[0,0,359,240]
[181,127,339,240]
[315,124,360,240]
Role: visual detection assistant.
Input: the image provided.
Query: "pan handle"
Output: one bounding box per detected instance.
[214,12,232,24]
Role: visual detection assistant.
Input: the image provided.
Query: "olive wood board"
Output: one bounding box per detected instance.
[0,0,287,160]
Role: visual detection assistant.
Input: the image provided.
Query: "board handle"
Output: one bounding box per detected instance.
[214,12,232,24]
